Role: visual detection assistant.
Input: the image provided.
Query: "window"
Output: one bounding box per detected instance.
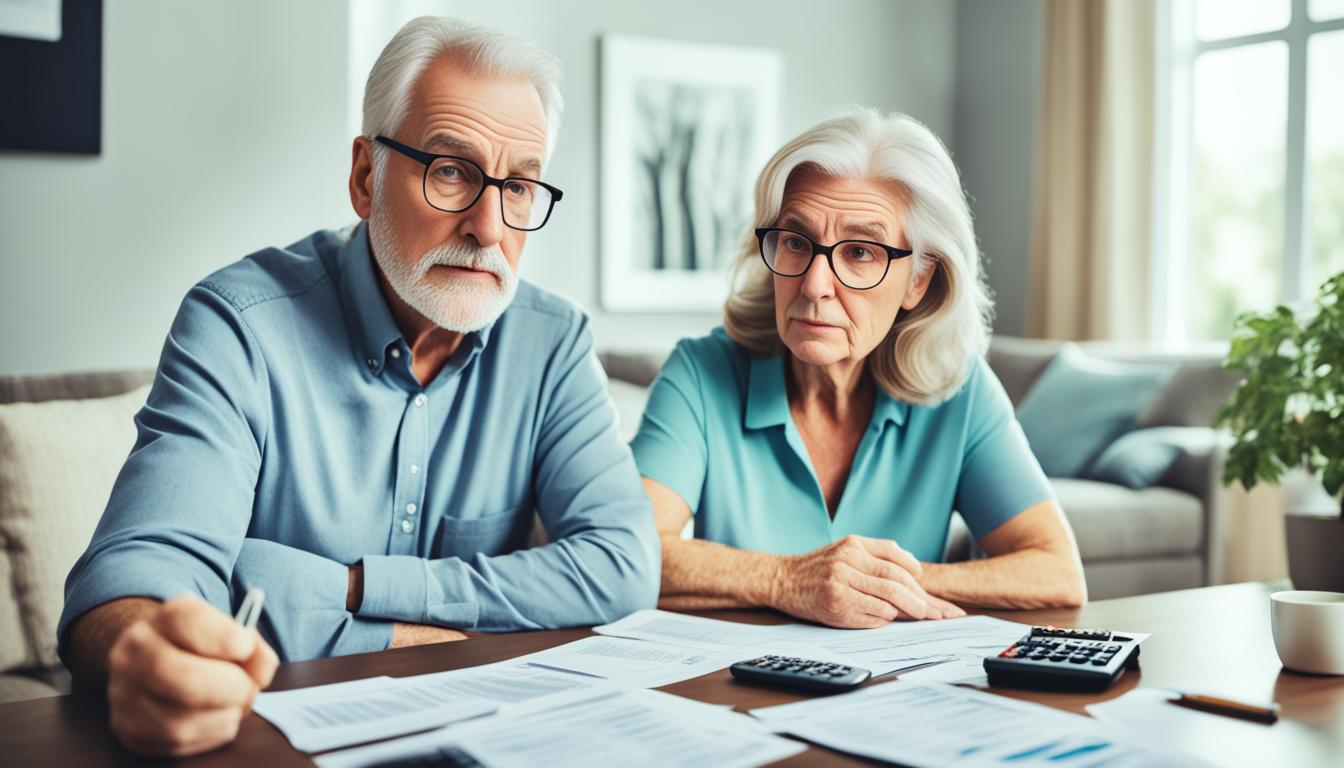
[1158,0,1344,344]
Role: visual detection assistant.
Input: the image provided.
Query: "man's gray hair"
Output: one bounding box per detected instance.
[723,107,993,405]
[362,17,563,168]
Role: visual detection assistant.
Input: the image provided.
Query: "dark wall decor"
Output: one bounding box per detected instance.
[0,0,103,154]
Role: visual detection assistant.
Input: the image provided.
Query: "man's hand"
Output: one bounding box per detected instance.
[769,535,965,627]
[105,595,278,757]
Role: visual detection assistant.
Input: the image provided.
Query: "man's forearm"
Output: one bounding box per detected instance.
[65,597,162,690]
[919,549,1087,610]
[360,524,658,630]
[659,534,781,608]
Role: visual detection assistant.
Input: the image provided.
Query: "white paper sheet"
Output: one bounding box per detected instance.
[750,679,1209,768]
[786,614,1033,664]
[596,610,1031,672]
[254,663,594,753]
[1087,687,1309,768]
[514,635,745,688]
[252,675,496,754]
[594,609,788,649]
[316,687,806,768]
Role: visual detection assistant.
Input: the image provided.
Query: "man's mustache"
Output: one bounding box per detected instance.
[416,245,512,283]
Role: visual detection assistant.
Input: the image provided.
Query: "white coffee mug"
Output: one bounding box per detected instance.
[1270,590,1344,675]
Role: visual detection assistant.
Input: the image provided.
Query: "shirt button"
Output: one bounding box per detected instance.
[410,463,419,474]
[390,348,401,359]
[414,394,426,407]
[401,519,414,534]
[406,503,417,515]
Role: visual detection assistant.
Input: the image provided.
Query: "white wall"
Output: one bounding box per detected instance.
[0,0,959,375]
[441,0,958,352]
[0,0,351,375]
[952,0,1042,337]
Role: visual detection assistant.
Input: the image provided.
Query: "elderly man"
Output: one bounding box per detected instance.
[57,17,659,757]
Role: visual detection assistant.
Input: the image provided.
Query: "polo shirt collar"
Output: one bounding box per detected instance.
[744,353,911,430]
[745,354,790,430]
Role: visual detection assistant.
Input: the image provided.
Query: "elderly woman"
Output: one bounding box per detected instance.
[631,109,1086,628]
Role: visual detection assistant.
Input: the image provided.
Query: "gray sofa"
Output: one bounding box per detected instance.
[0,337,1239,702]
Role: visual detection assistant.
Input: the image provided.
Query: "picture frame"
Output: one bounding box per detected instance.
[600,35,782,312]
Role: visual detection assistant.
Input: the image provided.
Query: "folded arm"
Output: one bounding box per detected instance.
[647,478,963,627]
[346,317,661,631]
[58,285,391,674]
[919,499,1087,610]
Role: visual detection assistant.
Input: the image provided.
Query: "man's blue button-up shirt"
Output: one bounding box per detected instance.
[58,223,660,662]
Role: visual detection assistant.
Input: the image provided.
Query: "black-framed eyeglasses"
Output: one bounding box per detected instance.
[756,227,913,290]
[375,135,564,231]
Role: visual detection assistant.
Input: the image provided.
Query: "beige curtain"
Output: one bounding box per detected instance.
[1029,0,1157,341]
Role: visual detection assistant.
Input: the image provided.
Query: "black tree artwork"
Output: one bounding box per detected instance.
[632,80,755,272]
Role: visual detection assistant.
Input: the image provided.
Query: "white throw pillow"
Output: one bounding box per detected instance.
[607,378,651,444]
[0,384,150,670]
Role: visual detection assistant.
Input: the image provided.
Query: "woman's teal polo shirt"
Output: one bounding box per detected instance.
[630,328,1053,562]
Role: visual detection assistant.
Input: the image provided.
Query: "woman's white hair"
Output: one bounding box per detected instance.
[723,107,993,405]
[362,16,563,171]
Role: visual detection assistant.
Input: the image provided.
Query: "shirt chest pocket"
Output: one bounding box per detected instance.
[433,505,533,560]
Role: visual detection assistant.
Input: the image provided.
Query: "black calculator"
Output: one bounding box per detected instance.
[983,626,1141,692]
[730,654,872,693]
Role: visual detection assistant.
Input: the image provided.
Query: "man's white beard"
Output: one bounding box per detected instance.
[368,194,518,334]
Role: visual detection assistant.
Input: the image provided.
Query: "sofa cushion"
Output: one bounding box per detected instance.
[0,369,154,406]
[1136,359,1241,428]
[0,553,25,673]
[1085,426,1213,490]
[599,350,670,389]
[1052,478,1202,561]
[0,384,150,670]
[0,672,60,703]
[608,377,652,443]
[1016,343,1174,478]
[986,337,1061,407]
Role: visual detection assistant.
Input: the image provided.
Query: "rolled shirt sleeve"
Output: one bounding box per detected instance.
[58,284,389,664]
[357,316,661,630]
[628,341,710,512]
[953,359,1056,538]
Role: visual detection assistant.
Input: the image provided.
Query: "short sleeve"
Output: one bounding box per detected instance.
[629,342,709,512]
[954,359,1055,538]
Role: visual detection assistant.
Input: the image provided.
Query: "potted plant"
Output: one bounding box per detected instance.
[1216,270,1344,592]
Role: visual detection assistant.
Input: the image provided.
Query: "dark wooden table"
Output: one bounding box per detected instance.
[4,581,1342,767]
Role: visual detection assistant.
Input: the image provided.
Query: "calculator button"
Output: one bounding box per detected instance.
[1068,656,1089,664]
[1105,644,1121,653]
[1048,654,1069,662]
[1090,657,1110,666]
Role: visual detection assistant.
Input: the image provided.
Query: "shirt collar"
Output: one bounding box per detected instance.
[744,353,910,430]
[339,222,405,378]
[338,222,497,380]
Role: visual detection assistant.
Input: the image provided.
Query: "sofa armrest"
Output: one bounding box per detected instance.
[1156,429,1234,585]
[943,511,975,563]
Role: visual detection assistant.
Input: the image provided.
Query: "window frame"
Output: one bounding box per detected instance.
[1155,0,1344,345]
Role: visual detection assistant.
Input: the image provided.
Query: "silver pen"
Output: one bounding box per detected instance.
[234,587,266,631]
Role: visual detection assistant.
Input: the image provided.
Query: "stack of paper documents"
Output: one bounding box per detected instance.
[750,679,1209,767]
[255,608,1162,766]
[510,635,747,688]
[315,686,805,768]
[253,662,596,752]
[595,608,1033,675]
